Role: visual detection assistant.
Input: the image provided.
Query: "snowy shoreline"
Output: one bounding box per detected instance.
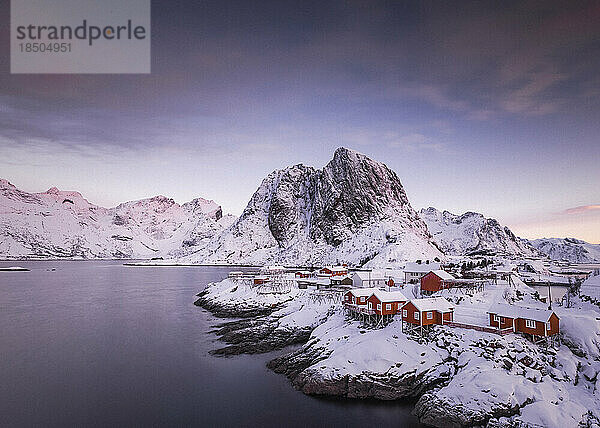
[196,276,600,428]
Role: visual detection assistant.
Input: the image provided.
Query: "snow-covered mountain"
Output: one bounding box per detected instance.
[182,148,443,267]
[529,237,600,263]
[0,178,234,259]
[419,207,540,257]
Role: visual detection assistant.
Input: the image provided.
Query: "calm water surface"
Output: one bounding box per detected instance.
[0,261,422,427]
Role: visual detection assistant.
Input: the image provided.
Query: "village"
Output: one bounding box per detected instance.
[225,257,599,348]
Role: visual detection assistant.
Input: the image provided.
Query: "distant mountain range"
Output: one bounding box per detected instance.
[419,207,542,258]
[1,149,597,265]
[0,178,234,259]
[529,238,600,264]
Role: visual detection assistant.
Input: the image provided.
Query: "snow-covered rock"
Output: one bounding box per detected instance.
[0,178,234,259]
[198,273,600,428]
[420,207,540,258]
[529,237,600,263]
[182,148,443,267]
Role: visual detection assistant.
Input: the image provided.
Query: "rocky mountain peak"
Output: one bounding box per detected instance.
[0,179,16,189]
[197,148,441,267]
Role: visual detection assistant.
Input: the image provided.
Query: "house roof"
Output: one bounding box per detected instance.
[347,287,381,297]
[371,290,408,303]
[406,297,454,312]
[331,275,351,281]
[428,269,455,280]
[267,265,285,270]
[404,262,441,273]
[487,302,556,323]
[353,271,385,280]
[330,266,348,272]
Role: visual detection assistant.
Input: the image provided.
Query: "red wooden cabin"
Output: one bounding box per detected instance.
[320,267,333,275]
[420,270,455,295]
[253,276,270,285]
[295,271,311,278]
[320,266,348,277]
[343,288,380,307]
[401,297,454,326]
[487,303,559,337]
[366,290,408,315]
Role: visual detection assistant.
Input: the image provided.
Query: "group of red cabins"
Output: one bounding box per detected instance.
[343,288,455,329]
[343,288,560,341]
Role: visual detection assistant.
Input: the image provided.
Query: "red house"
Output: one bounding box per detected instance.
[487,303,560,340]
[343,288,380,310]
[366,290,408,315]
[401,297,454,333]
[253,276,270,285]
[420,270,455,295]
[320,267,333,275]
[295,271,311,278]
[320,266,348,277]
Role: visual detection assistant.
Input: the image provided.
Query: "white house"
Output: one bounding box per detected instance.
[352,271,386,288]
[403,262,441,284]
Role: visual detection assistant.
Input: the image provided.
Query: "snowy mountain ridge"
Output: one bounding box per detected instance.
[180,147,443,267]
[0,179,234,259]
[529,237,600,263]
[419,207,541,258]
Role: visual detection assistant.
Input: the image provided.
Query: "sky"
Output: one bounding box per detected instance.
[1,1,599,243]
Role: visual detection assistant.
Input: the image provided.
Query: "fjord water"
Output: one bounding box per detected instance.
[0,261,421,427]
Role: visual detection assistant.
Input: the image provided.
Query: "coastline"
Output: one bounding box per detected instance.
[196,276,600,428]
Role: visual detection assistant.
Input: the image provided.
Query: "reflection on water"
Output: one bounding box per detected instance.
[0,261,422,427]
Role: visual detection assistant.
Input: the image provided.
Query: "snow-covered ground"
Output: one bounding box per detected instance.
[581,273,600,301]
[200,271,600,427]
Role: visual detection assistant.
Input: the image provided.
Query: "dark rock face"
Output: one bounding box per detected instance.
[312,148,414,246]
[268,343,451,400]
[413,394,523,428]
[193,292,278,319]
[206,147,438,265]
[193,293,312,355]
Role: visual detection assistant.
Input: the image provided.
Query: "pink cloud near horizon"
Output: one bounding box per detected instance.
[564,204,600,215]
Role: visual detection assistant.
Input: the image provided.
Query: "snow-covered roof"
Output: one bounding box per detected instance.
[429,269,455,280]
[347,287,381,297]
[407,297,454,312]
[352,271,385,280]
[550,268,592,275]
[266,265,286,271]
[371,290,408,303]
[404,262,441,273]
[487,302,556,323]
[330,266,348,272]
